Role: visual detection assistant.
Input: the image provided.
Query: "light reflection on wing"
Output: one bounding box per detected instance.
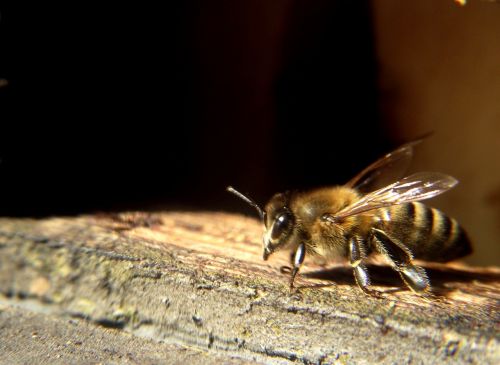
[335,172,458,219]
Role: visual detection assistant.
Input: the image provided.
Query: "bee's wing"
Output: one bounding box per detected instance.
[346,139,423,193]
[334,172,458,220]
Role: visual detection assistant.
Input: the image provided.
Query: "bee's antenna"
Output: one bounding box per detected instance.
[226,186,266,221]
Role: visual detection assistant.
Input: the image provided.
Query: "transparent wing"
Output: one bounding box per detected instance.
[346,139,425,193]
[334,172,458,220]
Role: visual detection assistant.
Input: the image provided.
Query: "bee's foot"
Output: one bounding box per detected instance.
[288,285,302,299]
[419,290,439,302]
[361,288,384,299]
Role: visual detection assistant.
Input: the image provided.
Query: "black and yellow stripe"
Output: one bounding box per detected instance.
[376,202,471,262]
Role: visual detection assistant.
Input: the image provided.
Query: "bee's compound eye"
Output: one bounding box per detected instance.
[271,212,292,240]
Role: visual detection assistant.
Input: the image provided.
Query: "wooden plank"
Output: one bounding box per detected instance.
[0,212,499,364]
[0,304,257,365]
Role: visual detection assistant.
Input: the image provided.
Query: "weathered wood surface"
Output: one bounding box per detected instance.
[0,304,255,365]
[0,212,499,364]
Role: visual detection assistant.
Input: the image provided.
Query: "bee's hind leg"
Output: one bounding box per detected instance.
[371,228,430,293]
[349,237,381,297]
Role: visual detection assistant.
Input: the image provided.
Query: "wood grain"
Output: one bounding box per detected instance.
[0,212,499,364]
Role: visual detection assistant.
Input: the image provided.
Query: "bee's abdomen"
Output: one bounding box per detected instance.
[378,202,472,262]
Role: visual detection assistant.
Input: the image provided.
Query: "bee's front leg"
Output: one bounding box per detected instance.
[288,243,305,291]
[279,251,294,274]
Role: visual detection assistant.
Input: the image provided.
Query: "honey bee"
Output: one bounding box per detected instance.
[227,141,472,294]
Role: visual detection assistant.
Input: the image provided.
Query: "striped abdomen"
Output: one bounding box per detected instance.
[375,202,472,262]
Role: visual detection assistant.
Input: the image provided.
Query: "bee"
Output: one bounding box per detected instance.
[227,141,472,294]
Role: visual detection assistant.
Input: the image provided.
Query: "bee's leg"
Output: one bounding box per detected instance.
[348,237,378,296]
[279,250,297,274]
[279,250,295,274]
[371,228,430,293]
[289,243,306,291]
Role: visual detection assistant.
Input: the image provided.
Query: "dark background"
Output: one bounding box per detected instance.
[0,1,394,217]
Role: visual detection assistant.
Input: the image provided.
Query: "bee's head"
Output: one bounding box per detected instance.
[226,187,295,261]
[262,192,295,260]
